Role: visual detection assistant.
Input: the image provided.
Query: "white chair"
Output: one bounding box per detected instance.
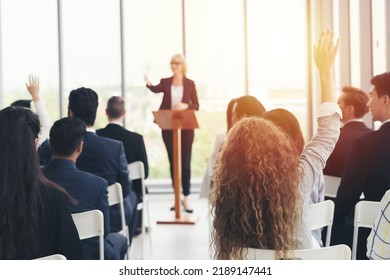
[324,175,341,198]
[308,200,335,247]
[36,254,67,260]
[107,183,129,242]
[72,210,104,260]
[244,244,351,260]
[128,161,151,260]
[352,200,381,260]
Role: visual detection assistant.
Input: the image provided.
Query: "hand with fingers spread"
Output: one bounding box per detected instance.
[314,30,340,72]
[26,75,40,102]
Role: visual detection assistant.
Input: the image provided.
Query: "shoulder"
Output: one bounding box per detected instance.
[184,77,195,85]
[78,169,108,187]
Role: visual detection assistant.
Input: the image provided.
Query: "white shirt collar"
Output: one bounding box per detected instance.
[343,119,364,125]
[109,120,124,127]
[86,127,96,133]
[381,119,390,126]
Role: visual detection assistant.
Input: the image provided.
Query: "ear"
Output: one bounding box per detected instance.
[77,141,84,154]
[105,109,109,116]
[68,109,74,117]
[383,95,390,106]
[346,105,354,114]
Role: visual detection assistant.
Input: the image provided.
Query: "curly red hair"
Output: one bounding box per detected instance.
[211,117,302,259]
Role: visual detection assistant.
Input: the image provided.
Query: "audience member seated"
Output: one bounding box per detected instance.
[323,86,371,177]
[231,95,266,125]
[366,190,390,260]
[200,98,238,197]
[211,30,341,259]
[97,96,149,234]
[263,108,324,246]
[0,107,82,260]
[332,72,390,259]
[43,117,128,260]
[39,87,138,244]
[11,75,52,145]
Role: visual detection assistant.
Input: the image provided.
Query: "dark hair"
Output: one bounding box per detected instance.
[106,96,125,119]
[226,99,236,131]
[0,107,75,259]
[50,117,86,157]
[263,109,305,155]
[11,99,32,108]
[68,87,99,126]
[341,86,369,118]
[371,72,390,98]
[235,96,266,119]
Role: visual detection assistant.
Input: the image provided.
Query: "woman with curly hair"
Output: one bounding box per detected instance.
[211,30,341,259]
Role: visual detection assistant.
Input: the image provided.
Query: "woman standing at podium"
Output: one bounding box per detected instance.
[144,54,199,213]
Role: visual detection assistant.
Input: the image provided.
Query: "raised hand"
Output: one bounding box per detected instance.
[314,30,340,72]
[26,75,40,102]
[144,74,151,86]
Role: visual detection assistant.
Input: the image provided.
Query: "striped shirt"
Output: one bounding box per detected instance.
[367,190,390,260]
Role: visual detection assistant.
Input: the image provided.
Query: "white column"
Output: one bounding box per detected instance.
[336,0,351,88]
[385,0,390,71]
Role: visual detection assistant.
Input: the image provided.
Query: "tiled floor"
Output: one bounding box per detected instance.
[129,194,212,260]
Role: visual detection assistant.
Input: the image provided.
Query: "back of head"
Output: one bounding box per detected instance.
[0,106,41,259]
[106,96,125,120]
[341,86,369,118]
[11,99,32,109]
[234,95,266,119]
[263,109,305,155]
[371,72,390,98]
[68,87,99,126]
[50,117,86,157]
[211,117,301,260]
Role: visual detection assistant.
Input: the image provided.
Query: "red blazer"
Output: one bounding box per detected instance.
[146,76,199,111]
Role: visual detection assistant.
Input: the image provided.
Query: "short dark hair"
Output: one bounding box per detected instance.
[235,95,266,118]
[106,96,125,119]
[68,87,98,126]
[342,86,369,118]
[50,117,86,157]
[11,100,32,108]
[371,72,390,98]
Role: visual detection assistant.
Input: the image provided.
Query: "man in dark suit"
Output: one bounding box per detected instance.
[43,117,127,259]
[332,72,390,259]
[97,96,149,233]
[324,86,372,177]
[39,88,138,244]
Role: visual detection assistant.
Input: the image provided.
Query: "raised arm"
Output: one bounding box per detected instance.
[144,74,164,93]
[26,75,52,145]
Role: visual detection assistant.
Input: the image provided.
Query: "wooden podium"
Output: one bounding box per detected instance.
[153,110,199,225]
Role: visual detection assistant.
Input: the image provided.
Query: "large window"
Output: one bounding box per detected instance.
[372,0,387,76]
[62,0,121,127]
[247,0,308,139]
[1,0,59,119]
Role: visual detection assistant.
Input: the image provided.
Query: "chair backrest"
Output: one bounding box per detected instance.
[128,161,146,198]
[107,183,127,238]
[308,200,335,246]
[352,200,381,259]
[36,254,67,260]
[244,245,351,260]
[72,210,104,260]
[324,175,341,198]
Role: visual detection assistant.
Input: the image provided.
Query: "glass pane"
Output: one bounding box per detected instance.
[62,0,121,126]
[1,0,59,119]
[124,0,182,179]
[372,0,387,76]
[185,0,245,178]
[247,0,308,139]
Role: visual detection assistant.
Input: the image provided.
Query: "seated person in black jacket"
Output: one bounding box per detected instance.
[97,96,149,232]
[43,117,128,259]
[332,72,390,259]
[324,86,372,177]
[39,88,138,244]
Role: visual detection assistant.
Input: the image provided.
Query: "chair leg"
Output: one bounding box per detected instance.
[352,227,358,260]
[146,199,152,245]
[325,226,332,247]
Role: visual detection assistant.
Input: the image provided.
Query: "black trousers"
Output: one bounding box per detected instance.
[162,129,194,196]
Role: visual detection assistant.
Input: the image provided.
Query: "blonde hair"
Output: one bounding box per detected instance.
[211,117,302,260]
[171,54,187,75]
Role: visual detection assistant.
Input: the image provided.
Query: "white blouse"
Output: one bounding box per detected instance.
[171,85,184,108]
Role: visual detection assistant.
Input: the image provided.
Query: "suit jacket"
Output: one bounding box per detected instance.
[42,159,112,260]
[334,123,390,223]
[147,76,199,111]
[324,121,372,177]
[97,124,149,199]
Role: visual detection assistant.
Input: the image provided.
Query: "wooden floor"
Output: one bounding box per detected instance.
[129,194,212,260]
